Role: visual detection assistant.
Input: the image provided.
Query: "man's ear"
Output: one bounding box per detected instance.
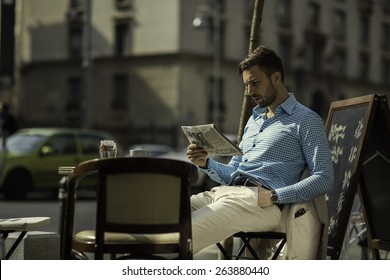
[271,72,282,86]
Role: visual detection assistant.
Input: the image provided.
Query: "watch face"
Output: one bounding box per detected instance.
[271,192,278,203]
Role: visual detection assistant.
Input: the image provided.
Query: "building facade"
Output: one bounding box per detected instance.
[1,0,390,148]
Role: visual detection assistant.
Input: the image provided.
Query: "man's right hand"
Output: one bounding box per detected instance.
[186,143,208,168]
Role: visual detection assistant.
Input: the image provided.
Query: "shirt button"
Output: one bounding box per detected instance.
[244,159,248,162]
[252,144,256,147]
[260,129,263,132]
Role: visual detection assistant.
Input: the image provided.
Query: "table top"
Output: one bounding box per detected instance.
[0,217,51,231]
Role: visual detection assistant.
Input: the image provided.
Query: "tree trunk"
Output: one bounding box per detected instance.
[237,0,265,143]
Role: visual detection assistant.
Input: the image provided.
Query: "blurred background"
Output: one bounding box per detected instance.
[1,0,389,150]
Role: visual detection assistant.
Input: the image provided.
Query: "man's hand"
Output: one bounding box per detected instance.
[258,189,273,208]
[186,143,208,167]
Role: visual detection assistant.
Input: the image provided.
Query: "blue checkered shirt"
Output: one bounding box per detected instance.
[202,93,334,204]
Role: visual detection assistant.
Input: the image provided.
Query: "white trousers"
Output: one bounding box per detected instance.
[191,186,282,254]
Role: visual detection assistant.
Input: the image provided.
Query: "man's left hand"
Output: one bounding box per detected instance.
[258,189,273,208]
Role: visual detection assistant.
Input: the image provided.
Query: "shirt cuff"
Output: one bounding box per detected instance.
[199,158,209,169]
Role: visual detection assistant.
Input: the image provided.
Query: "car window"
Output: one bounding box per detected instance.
[80,134,102,154]
[3,134,45,153]
[43,134,77,155]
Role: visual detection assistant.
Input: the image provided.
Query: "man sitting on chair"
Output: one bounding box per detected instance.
[187,45,334,256]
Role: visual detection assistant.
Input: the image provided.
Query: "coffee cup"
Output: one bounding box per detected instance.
[99,140,117,158]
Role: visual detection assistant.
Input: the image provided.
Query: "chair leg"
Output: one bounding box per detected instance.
[271,237,286,260]
[223,237,286,260]
[234,242,247,259]
[236,237,260,259]
[217,238,261,260]
[216,242,232,259]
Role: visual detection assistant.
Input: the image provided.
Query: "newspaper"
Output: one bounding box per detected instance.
[181,124,242,156]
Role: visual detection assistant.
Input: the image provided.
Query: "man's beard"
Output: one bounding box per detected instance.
[257,83,277,108]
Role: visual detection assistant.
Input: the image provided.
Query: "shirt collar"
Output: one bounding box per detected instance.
[252,93,297,119]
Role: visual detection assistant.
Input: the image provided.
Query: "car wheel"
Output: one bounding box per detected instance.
[3,169,33,200]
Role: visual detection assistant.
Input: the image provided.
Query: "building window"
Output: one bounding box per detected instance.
[277,0,292,28]
[115,22,129,55]
[219,0,226,13]
[308,44,324,73]
[67,0,84,23]
[359,15,370,46]
[245,0,254,19]
[333,10,346,40]
[306,2,320,30]
[311,90,326,118]
[382,58,390,84]
[111,75,128,110]
[207,1,225,58]
[70,0,83,8]
[381,0,390,13]
[381,23,390,52]
[115,0,133,11]
[208,76,225,125]
[243,24,251,55]
[279,37,292,70]
[69,26,82,58]
[66,77,81,111]
[115,20,134,56]
[333,48,346,77]
[358,52,370,81]
[216,24,225,58]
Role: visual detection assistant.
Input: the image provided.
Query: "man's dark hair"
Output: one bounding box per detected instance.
[238,45,285,82]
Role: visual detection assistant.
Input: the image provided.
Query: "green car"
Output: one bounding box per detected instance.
[0,128,122,199]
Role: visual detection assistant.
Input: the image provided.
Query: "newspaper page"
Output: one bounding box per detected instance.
[181,124,242,156]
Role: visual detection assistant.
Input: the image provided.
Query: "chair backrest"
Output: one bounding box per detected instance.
[62,157,198,259]
[103,173,183,227]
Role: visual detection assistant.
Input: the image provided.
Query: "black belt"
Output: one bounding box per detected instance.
[230,176,284,211]
[231,176,263,187]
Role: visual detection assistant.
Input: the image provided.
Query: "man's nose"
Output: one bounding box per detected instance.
[245,85,254,96]
[247,88,255,96]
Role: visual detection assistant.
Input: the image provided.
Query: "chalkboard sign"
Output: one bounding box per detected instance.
[325,94,380,259]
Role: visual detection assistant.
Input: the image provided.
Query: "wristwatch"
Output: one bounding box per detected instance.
[270,189,278,204]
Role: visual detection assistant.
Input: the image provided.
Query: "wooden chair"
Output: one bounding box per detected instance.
[61,157,198,260]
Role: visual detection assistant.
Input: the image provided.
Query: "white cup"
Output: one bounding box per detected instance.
[129,149,148,157]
